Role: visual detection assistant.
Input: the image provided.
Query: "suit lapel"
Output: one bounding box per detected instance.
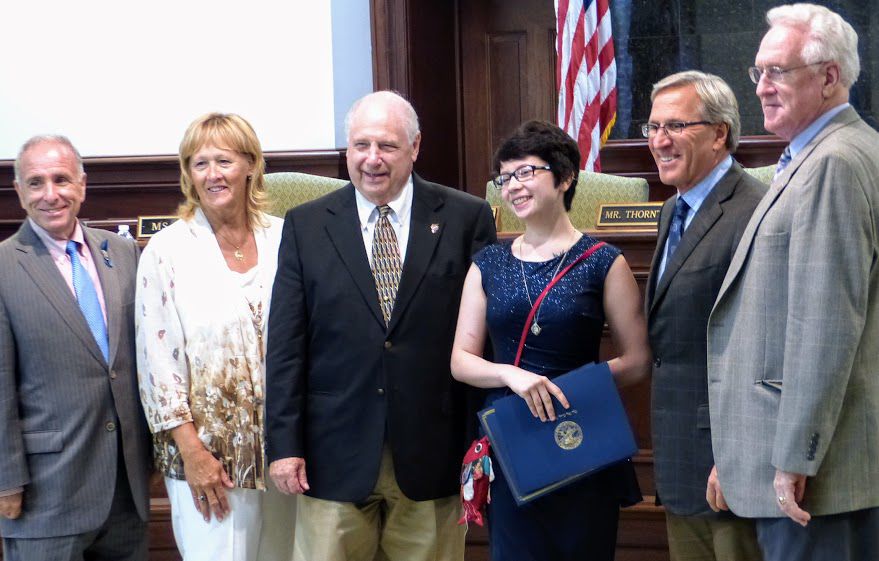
[652,163,743,312]
[84,228,117,367]
[715,171,787,305]
[646,198,674,312]
[716,110,860,306]
[15,222,106,364]
[324,186,386,328]
[388,176,443,334]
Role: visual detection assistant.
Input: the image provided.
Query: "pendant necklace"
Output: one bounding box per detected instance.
[518,238,571,336]
[216,229,248,261]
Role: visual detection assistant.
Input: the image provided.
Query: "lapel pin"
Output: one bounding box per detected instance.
[430,223,440,234]
[100,240,113,268]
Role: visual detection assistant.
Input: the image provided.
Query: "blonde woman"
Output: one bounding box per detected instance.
[136,113,294,561]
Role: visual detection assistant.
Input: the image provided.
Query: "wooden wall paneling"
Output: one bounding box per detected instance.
[488,32,526,158]
[459,0,557,197]
[370,0,462,189]
[0,150,346,242]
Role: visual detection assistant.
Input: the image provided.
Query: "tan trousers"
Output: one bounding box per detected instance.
[666,511,763,561]
[293,447,465,561]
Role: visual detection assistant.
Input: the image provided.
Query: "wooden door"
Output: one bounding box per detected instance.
[459,0,556,196]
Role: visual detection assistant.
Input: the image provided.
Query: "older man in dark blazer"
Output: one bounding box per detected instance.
[644,71,766,561]
[266,91,496,561]
[0,136,151,560]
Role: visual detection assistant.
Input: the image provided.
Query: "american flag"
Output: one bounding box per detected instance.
[556,0,617,172]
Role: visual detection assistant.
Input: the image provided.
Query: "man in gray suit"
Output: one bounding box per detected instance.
[706,4,879,560]
[0,136,151,560]
[645,71,765,561]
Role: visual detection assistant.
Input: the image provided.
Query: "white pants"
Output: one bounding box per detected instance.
[165,477,296,561]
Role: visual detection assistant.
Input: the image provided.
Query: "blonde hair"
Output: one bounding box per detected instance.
[177,113,268,227]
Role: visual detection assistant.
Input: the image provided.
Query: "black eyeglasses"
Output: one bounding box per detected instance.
[641,121,712,138]
[492,164,552,189]
[748,61,829,84]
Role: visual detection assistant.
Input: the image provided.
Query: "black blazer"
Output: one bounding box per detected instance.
[266,174,497,502]
[645,161,766,516]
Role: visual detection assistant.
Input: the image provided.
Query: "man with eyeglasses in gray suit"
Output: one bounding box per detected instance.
[644,70,765,561]
[707,4,879,560]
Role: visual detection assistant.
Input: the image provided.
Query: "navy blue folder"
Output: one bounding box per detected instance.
[479,362,637,505]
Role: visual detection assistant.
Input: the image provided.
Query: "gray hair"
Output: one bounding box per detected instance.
[651,70,741,152]
[767,3,860,88]
[344,90,421,145]
[14,135,84,182]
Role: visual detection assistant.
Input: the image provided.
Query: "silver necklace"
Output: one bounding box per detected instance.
[518,239,571,336]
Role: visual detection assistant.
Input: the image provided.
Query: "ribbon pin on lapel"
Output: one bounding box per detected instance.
[430,223,440,234]
[100,240,113,268]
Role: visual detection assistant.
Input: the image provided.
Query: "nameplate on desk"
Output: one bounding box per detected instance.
[596,202,663,228]
[137,216,178,238]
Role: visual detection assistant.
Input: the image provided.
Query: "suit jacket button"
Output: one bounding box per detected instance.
[377,388,385,396]
[105,421,116,432]
[109,370,118,380]
[384,341,393,350]
[653,357,662,367]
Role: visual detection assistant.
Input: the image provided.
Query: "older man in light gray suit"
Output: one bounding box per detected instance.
[0,136,151,561]
[706,4,879,561]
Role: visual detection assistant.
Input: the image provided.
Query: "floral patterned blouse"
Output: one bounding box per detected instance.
[135,209,283,490]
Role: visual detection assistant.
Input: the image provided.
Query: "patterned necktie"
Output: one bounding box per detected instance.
[66,240,109,362]
[665,197,690,263]
[371,205,402,326]
[773,146,792,182]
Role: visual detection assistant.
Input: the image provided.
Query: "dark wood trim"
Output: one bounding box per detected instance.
[598,135,785,201]
[0,150,347,241]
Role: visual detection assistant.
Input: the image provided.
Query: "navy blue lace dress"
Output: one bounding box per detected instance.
[473,235,641,561]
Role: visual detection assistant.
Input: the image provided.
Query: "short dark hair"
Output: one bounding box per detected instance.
[492,120,580,211]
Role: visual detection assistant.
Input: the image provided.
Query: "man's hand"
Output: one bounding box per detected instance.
[774,469,811,526]
[270,457,310,495]
[706,465,729,512]
[0,492,23,519]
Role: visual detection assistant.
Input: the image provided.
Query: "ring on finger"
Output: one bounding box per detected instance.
[198,494,208,502]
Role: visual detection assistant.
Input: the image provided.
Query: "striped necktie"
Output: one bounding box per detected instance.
[773,146,792,182]
[371,205,402,326]
[66,240,109,362]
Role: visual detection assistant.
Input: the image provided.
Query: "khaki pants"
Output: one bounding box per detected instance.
[666,511,763,561]
[293,446,465,561]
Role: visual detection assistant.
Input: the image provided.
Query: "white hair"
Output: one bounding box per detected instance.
[344,90,421,145]
[767,3,860,88]
[14,135,84,182]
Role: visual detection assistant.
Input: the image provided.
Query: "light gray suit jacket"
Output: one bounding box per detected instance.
[0,221,151,538]
[707,107,879,518]
[647,161,765,516]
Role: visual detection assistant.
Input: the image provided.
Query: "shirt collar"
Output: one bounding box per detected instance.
[29,218,86,256]
[789,103,850,159]
[354,175,414,228]
[678,154,733,214]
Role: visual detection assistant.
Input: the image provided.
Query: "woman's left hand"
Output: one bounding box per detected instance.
[185,446,235,522]
[502,364,569,422]
[170,422,235,523]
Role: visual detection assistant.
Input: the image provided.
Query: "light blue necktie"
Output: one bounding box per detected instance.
[773,146,792,182]
[66,240,109,362]
[665,197,690,264]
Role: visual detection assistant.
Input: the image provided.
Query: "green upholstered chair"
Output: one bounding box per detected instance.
[264,172,347,218]
[743,164,775,186]
[485,171,649,232]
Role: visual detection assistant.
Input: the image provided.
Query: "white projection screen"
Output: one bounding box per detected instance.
[0,0,372,159]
